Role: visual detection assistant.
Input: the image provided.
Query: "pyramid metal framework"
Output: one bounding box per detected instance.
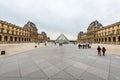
[55,34,69,44]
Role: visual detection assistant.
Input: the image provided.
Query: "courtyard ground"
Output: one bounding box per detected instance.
[0,43,120,80]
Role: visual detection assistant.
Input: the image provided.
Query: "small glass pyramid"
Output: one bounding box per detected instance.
[55,34,69,44]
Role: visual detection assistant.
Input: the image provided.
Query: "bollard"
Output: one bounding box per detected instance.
[1,50,5,55]
[35,45,37,48]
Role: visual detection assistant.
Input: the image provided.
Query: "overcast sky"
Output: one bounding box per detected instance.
[0,0,120,40]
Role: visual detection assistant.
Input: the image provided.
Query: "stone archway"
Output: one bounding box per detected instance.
[118,36,120,43]
[105,38,107,42]
[109,37,111,42]
[10,36,13,42]
[4,36,8,42]
[0,35,2,41]
[27,38,29,42]
[97,39,99,43]
[22,38,24,42]
[94,39,96,43]
[25,38,26,42]
[113,37,116,42]
[19,37,21,42]
[15,37,17,42]
[102,38,103,42]
[26,38,27,42]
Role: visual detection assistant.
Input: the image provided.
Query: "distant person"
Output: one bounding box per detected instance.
[35,45,37,48]
[59,43,62,46]
[102,47,106,56]
[85,44,87,48]
[88,44,90,48]
[45,43,47,46]
[97,46,101,56]
[83,44,85,49]
[78,44,81,49]
[74,42,75,45]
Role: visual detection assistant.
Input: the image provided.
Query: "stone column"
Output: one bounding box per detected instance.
[17,37,19,43]
[12,37,15,42]
[2,36,4,43]
[8,36,10,43]
[103,38,105,44]
[107,37,109,44]
[116,36,118,44]
[111,37,113,44]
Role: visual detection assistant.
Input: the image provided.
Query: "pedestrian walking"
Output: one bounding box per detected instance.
[78,44,81,49]
[97,46,101,56]
[45,43,47,46]
[102,47,106,56]
[83,44,85,49]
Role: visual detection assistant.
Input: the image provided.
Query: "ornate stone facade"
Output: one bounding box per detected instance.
[77,20,120,44]
[0,20,47,43]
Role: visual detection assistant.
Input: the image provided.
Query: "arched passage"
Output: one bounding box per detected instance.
[0,35,2,41]
[15,37,17,42]
[25,38,26,42]
[105,38,107,42]
[109,37,111,42]
[113,37,116,42]
[10,36,13,42]
[4,36,8,41]
[118,36,120,42]
[22,38,24,42]
[19,37,21,42]
[102,38,103,42]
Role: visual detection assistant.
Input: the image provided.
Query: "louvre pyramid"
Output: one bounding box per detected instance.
[55,34,69,44]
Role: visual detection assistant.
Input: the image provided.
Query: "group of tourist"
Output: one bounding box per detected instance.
[78,43,91,49]
[97,46,106,56]
[78,43,106,56]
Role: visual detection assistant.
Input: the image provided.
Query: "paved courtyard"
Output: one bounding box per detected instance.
[0,43,120,80]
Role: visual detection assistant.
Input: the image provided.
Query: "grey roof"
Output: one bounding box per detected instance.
[41,32,46,35]
[78,31,84,35]
[24,21,37,29]
[89,20,103,27]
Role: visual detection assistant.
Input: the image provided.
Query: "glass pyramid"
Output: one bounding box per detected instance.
[55,34,69,44]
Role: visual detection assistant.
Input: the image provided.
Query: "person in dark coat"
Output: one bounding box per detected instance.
[83,44,85,49]
[97,46,101,56]
[78,44,81,49]
[102,47,106,56]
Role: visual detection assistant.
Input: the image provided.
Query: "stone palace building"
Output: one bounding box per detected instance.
[77,20,120,44]
[0,20,48,43]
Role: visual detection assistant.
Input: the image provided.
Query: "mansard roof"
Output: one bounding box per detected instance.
[24,21,37,29]
[89,20,103,27]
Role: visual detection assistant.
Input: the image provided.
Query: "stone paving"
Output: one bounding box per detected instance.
[0,43,44,57]
[0,43,120,80]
